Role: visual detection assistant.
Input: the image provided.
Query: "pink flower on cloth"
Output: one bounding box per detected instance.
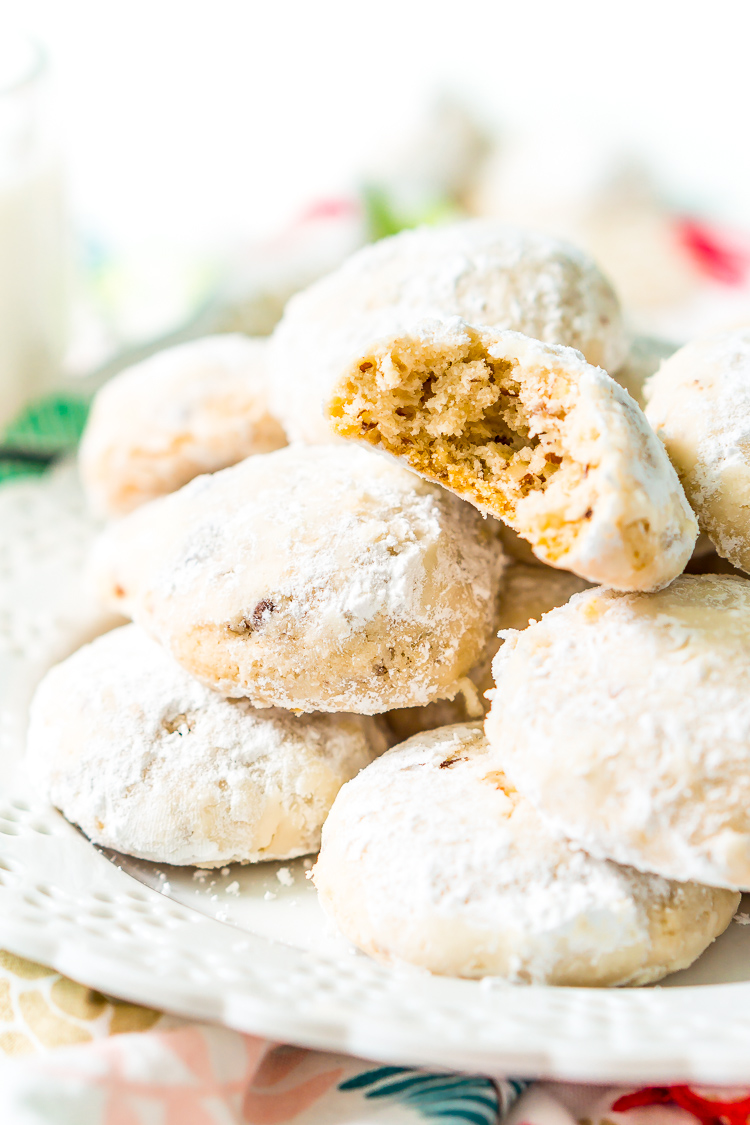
[0,1025,271,1124]
[88,1027,265,1124]
[0,1017,518,1124]
[242,1045,344,1123]
[92,1027,267,1124]
[0,1026,385,1124]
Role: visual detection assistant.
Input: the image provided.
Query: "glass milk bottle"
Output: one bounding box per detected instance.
[0,31,67,429]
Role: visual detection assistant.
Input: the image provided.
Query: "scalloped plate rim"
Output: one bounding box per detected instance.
[2,467,750,1082]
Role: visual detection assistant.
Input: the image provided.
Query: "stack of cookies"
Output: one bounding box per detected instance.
[26,221,750,987]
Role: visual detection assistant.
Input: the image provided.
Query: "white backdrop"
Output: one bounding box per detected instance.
[10,0,750,253]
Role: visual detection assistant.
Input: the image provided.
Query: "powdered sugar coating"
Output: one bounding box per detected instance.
[613,335,677,409]
[89,444,505,713]
[269,221,628,443]
[313,723,737,985]
[26,624,389,866]
[487,574,750,889]
[79,335,287,518]
[645,328,750,572]
[496,334,696,590]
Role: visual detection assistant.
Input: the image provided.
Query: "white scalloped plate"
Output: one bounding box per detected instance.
[2,465,750,1084]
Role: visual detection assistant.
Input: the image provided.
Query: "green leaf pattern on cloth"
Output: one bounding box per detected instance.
[339,1065,529,1124]
[0,393,90,485]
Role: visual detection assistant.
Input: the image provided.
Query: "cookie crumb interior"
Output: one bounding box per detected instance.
[328,331,588,561]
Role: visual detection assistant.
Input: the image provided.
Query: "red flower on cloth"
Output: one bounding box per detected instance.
[613,1086,750,1125]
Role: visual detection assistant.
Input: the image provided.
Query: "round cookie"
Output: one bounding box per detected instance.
[645,328,750,573]
[486,574,750,890]
[79,335,287,518]
[269,221,628,443]
[313,723,737,985]
[26,624,389,866]
[612,334,677,410]
[328,320,696,590]
[88,444,506,713]
[385,563,590,741]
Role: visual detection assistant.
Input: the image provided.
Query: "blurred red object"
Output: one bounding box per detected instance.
[677,219,750,286]
[613,1085,750,1125]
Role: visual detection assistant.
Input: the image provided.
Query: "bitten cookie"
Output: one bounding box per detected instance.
[313,723,737,985]
[328,320,696,590]
[79,335,287,517]
[645,328,750,573]
[88,444,506,713]
[385,563,589,741]
[26,625,389,866]
[486,574,750,890]
[269,221,628,443]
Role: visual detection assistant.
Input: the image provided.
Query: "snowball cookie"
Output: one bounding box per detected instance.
[385,564,590,741]
[612,335,677,410]
[88,444,505,713]
[26,624,390,866]
[486,574,750,890]
[269,221,628,444]
[313,723,737,984]
[645,328,750,573]
[329,319,696,590]
[79,335,287,518]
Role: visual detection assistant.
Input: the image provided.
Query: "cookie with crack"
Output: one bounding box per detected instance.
[269,220,628,443]
[79,335,286,518]
[486,574,750,890]
[88,444,505,713]
[645,327,750,573]
[385,563,590,741]
[313,723,737,984]
[26,625,390,866]
[328,320,696,590]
